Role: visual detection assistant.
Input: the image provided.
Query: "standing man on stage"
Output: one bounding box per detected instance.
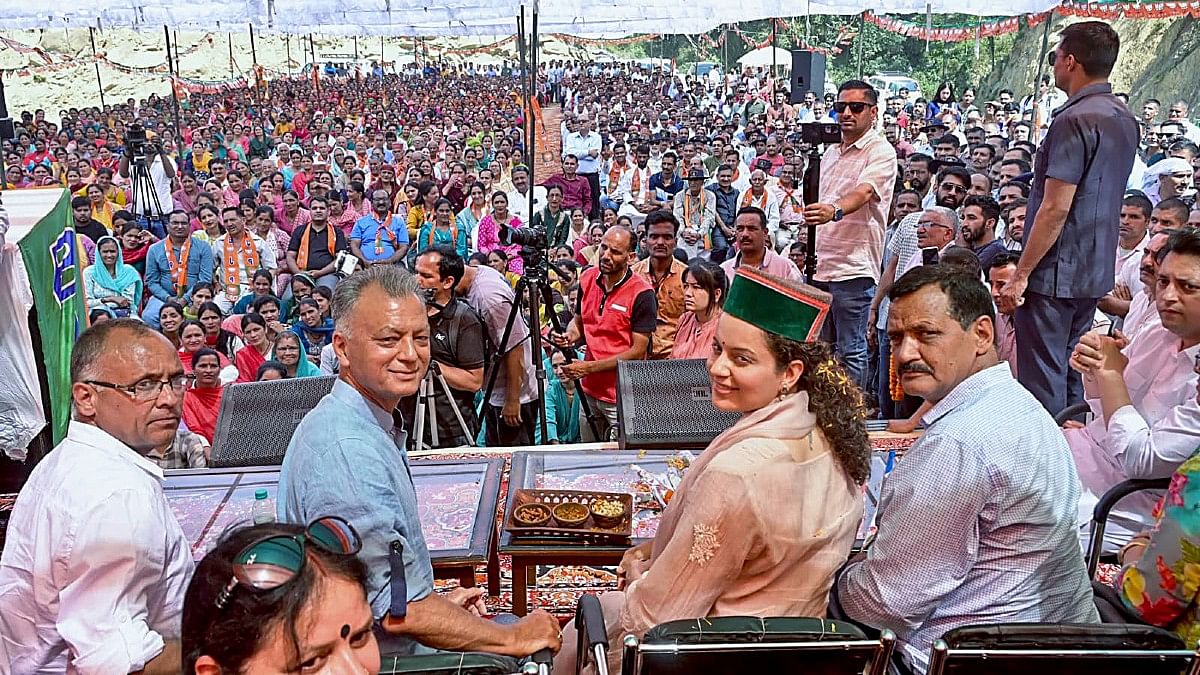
[803,79,898,389]
[0,320,194,674]
[996,21,1139,413]
[633,210,688,359]
[551,227,657,441]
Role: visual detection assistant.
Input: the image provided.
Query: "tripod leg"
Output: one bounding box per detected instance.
[427,376,439,447]
[538,280,603,441]
[434,370,476,447]
[413,375,428,451]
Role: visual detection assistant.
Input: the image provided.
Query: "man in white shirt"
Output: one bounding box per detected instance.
[1100,194,1153,321]
[1068,229,1200,551]
[1124,230,1173,339]
[212,205,277,312]
[506,165,546,225]
[563,115,603,219]
[117,139,176,238]
[0,320,193,674]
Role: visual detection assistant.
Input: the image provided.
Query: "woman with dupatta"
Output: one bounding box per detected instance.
[82,235,143,319]
[555,268,871,673]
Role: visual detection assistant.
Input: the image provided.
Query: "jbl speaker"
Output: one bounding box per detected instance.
[789,50,826,105]
[210,375,337,467]
[616,359,740,450]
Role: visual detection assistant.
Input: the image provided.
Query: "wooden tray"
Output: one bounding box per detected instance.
[505,489,633,544]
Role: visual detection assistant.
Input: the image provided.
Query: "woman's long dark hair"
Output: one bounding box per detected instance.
[763,335,871,484]
[181,522,369,673]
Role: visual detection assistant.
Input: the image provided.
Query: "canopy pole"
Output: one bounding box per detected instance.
[517,7,529,190]
[164,26,184,157]
[173,30,180,72]
[380,36,385,73]
[286,35,292,77]
[1031,16,1053,130]
[771,20,777,77]
[228,34,235,78]
[89,26,106,108]
[249,25,259,104]
[353,36,359,60]
[856,12,866,78]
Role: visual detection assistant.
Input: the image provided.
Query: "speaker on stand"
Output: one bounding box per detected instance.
[788,50,827,105]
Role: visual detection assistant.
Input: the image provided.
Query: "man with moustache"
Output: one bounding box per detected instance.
[0,320,195,674]
[279,266,561,657]
[720,207,804,282]
[212,205,277,313]
[1123,229,1174,338]
[143,209,215,328]
[633,211,688,359]
[1100,194,1152,320]
[551,226,657,441]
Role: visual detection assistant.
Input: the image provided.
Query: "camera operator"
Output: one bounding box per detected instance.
[802,79,899,389]
[118,127,176,238]
[426,245,540,446]
[409,250,486,448]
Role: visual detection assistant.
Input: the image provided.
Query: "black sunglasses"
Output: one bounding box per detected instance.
[833,102,876,114]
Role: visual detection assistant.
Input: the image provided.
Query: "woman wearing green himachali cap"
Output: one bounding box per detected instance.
[556,267,873,673]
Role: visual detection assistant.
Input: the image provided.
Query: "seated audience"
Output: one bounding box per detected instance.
[256,360,289,381]
[82,235,143,319]
[271,331,321,379]
[670,258,727,360]
[234,312,274,383]
[182,348,225,444]
[834,266,1098,672]
[158,300,187,349]
[197,302,245,362]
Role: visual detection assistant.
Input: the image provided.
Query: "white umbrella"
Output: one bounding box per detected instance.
[735,46,792,69]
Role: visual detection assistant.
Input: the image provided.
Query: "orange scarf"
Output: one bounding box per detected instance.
[681,190,707,228]
[374,213,399,255]
[222,233,260,288]
[777,186,800,210]
[422,221,459,250]
[630,166,644,199]
[741,189,768,210]
[296,223,336,269]
[608,161,627,196]
[165,237,192,295]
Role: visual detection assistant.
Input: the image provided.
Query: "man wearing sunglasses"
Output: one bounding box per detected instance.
[803,79,899,391]
[0,320,194,675]
[996,21,1140,415]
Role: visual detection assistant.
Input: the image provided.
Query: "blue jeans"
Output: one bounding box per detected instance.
[813,277,875,391]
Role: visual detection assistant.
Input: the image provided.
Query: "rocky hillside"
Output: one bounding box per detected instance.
[980,15,1200,108]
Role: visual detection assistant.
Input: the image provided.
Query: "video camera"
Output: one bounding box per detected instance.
[800,122,841,146]
[498,223,547,250]
[124,122,159,159]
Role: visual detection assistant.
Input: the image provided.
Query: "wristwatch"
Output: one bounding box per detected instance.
[832,206,844,222]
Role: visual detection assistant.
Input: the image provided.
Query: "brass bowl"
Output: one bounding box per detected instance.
[551,501,590,528]
[513,503,551,527]
[590,499,626,529]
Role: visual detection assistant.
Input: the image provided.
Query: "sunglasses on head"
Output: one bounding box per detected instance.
[214,516,361,610]
[833,102,875,114]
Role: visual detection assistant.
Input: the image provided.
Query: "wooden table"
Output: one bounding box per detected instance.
[164,458,504,595]
[500,449,674,616]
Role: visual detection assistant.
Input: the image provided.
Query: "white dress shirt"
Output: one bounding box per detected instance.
[0,422,193,674]
[1124,291,1160,340]
[1066,323,1200,550]
[563,131,602,174]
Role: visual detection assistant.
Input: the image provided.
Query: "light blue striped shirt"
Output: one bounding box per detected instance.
[836,364,1099,671]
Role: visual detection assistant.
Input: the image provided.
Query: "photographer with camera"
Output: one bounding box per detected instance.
[118,124,176,238]
[410,249,487,448]
[802,79,899,390]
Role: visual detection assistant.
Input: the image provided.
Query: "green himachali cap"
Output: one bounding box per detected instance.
[723,267,832,342]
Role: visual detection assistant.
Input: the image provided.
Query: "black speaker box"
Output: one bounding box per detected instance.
[616,359,740,450]
[789,50,826,105]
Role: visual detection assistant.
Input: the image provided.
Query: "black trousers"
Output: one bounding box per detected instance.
[484,401,538,447]
[581,172,601,221]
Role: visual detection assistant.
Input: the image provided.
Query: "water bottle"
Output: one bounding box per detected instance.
[252,488,275,525]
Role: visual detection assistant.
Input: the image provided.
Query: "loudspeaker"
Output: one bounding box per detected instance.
[210,375,337,467]
[616,359,740,450]
[789,50,826,105]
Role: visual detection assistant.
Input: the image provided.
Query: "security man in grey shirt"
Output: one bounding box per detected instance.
[996,20,1139,414]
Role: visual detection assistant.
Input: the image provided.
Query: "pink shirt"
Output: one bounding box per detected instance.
[721,248,804,283]
[815,129,897,283]
[670,310,721,360]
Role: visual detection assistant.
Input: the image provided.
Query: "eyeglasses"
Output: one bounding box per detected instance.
[833,102,876,114]
[214,516,361,610]
[918,220,954,230]
[85,374,194,401]
[939,182,968,194]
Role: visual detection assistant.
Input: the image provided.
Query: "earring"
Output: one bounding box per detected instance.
[775,386,791,401]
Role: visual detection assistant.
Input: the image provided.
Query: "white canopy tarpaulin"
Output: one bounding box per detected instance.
[1,0,1062,36]
[737,46,794,68]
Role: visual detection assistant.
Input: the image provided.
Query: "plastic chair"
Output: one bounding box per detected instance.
[1085,478,1171,579]
[926,623,1199,675]
[1054,402,1093,426]
[619,616,895,675]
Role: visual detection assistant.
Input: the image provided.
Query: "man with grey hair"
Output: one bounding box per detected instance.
[0,319,194,674]
[901,206,960,274]
[278,266,560,658]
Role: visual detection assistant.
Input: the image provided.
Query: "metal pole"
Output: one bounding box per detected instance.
[228,33,235,78]
[164,26,185,157]
[89,27,106,108]
[856,12,866,79]
[287,35,292,77]
[1031,17,1053,133]
[771,20,777,77]
[353,35,359,60]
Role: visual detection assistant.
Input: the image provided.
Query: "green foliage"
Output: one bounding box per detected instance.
[608,17,1017,98]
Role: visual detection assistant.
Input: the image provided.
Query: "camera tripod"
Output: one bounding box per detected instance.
[412,361,476,450]
[480,247,604,442]
[128,151,167,237]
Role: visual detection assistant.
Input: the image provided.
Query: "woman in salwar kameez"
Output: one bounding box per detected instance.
[556,268,872,673]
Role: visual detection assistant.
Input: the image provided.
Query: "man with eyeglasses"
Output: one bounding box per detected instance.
[0,320,195,674]
[802,79,898,391]
[996,20,1139,415]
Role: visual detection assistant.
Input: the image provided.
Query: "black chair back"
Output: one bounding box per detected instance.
[622,617,894,675]
[378,652,519,675]
[927,623,1198,675]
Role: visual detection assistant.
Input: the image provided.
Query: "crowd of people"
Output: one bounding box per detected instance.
[3,16,1200,675]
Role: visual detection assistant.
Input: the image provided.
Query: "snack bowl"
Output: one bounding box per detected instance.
[513,503,552,527]
[589,499,627,529]
[551,501,590,528]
